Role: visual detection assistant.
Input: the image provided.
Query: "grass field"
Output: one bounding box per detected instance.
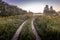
[0,15,29,40]
[0,14,60,40]
[34,16,60,40]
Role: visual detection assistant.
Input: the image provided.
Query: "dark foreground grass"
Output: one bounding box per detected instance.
[34,16,60,40]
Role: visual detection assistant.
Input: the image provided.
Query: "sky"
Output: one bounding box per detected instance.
[3,0,60,13]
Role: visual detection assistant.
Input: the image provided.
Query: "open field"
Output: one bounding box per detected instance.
[0,13,60,40]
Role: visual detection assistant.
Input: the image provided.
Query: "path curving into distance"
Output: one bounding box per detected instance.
[31,18,41,40]
[11,20,27,40]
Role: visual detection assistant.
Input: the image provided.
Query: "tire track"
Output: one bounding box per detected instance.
[31,18,41,40]
[11,20,27,40]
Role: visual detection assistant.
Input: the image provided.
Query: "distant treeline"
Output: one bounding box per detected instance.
[0,1,27,16]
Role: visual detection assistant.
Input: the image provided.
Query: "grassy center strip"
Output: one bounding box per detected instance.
[18,19,36,40]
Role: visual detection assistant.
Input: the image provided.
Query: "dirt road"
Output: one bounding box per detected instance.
[31,18,41,40]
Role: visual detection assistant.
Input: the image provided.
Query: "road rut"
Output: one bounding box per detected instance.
[11,20,27,40]
[31,18,41,40]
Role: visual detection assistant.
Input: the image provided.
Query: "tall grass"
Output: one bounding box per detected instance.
[34,16,60,40]
[0,15,29,40]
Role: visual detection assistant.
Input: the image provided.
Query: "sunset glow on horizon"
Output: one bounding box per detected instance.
[3,0,60,13]
[18,3,45,13]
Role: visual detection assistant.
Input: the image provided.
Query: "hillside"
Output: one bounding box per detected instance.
[0,1,27,16]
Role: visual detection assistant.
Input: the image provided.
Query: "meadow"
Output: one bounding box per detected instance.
[34,16,60,40]
[0,15,29,40]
